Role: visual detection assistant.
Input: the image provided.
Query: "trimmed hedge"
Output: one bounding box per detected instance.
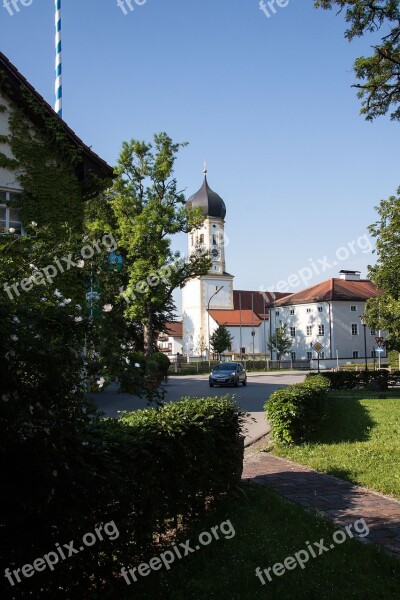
[2,396,245,598]
[265,376,330,445]
[306,370,389,390]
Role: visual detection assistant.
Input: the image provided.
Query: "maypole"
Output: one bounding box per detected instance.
[54,0,62,118]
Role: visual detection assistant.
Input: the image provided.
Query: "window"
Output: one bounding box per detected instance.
[370,329,376,336]
[0,190,23,235]
[290,327,296,337]
[321,352,325,359]
[291,352,296,361]
[306,308,311,313]
[307,351,312,360]
[351,305,357,312]
[352,324,359,335]
[212,234,217,245]
[290,308,295,315]
[275,311,280,316]
[199,234,204,244]
[318,307,323,312]
[318,325,324,336]
[353,351,359,359]
[306,326,312,336]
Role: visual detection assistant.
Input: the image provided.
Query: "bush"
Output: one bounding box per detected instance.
[265,376,330,445]
[306,370,389,391]
[2,396,245,598]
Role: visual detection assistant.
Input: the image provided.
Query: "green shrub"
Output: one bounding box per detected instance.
[265,376,330,445]
[306,370,389,390]
[2,396,245,598]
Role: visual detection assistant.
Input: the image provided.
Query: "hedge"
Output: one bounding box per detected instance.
[2,396,245,598]
[306,370,390,390]
[265,376,330,445]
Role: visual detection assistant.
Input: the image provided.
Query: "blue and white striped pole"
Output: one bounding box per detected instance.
[55,0,62,118]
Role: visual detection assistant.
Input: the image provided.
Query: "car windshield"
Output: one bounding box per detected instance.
[214,363,238,371]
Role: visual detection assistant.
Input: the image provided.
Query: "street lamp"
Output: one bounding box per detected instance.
[359,314,368,372]
[207,286,224,370]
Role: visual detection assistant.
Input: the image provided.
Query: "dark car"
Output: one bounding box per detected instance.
[209,362,247,387]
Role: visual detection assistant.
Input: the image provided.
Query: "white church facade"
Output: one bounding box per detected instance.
[179,172,386,369]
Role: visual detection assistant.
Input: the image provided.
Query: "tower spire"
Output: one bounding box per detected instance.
[203,159,207,175]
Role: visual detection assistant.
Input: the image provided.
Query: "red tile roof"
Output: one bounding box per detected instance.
[209,309,261,327]
[233,290,291,318]
[165,321,183,338]
[275,279,383,306]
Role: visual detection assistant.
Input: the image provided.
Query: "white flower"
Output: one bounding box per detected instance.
[9,227,15,234]
[75,316,83,323]
[54,290,63,298]
[135,363,140,368]
[10,334,18,342]
[103,304,113,313]
[31,221,37,227]
[12,316,20,323]
[52,470,58,477]
[76,260,85,268]
[59,302,65,307]
[76,304,82,311]
[125,357,130,365]
[64,298,72,305]
[97,377,105,388]
[29,405,34,414]
[40,297,47,303]
[82,441,89,446]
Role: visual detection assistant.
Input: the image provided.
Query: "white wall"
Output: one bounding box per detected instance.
[0,92,21,191]
[271,300,386,361]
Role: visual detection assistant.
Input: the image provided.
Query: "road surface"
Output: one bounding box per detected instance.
[91,371,307,446]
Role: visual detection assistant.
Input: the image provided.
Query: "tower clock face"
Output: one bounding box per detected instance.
[211,248,219,259]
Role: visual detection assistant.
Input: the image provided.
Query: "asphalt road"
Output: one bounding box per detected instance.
[92,371,307,446]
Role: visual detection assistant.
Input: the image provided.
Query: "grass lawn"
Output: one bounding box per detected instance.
[267,390,400,499]
[121,484,400,599]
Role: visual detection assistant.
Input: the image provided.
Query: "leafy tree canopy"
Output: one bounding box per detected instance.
[210,325,234,358]
[315,0,400,120]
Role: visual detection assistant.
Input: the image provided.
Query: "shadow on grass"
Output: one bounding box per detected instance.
[307,396,376,444]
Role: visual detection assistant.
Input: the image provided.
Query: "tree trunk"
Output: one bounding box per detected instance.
[144,309,154,358]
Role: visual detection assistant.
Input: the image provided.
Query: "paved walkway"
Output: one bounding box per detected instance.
[242,451,400,559]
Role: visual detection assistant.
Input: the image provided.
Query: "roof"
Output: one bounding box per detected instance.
[165,321,183,338]
[187,175,226,219]
[274,278,383,306]
[233,290,291,317]
[209,309,261,327]
[0,52,114,180]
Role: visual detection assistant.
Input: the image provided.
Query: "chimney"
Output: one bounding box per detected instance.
[339,270,361,281]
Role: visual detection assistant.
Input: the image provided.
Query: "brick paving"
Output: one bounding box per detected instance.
[242,451,400,558]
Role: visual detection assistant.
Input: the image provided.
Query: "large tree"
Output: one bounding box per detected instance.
[365,188,400,351]
[315,0,400,120]
[90,133,212,356]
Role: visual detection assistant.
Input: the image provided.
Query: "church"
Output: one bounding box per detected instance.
[182,168,284,359]
[175,170,386,369]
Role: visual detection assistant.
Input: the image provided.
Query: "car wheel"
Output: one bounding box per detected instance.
[242,378,247,386]
[234,378,238,387]
[209,382,214,388]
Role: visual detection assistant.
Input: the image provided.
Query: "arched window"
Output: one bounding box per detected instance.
[199,234,204,244]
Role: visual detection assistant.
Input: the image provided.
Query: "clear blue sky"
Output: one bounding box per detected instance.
[1,0,398,314]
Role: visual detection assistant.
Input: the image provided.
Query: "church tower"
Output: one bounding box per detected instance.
[182,168,234,357]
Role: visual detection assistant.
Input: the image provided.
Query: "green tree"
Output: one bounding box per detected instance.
[315,0,400,121]
[210,325,234,359]
[92,133,211,357]
[268,323,292,365]
[365,188,400,351]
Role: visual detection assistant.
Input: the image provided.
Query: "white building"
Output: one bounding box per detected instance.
[271,270,386,368]
[0,51,112,234]
[157,321,183,358]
